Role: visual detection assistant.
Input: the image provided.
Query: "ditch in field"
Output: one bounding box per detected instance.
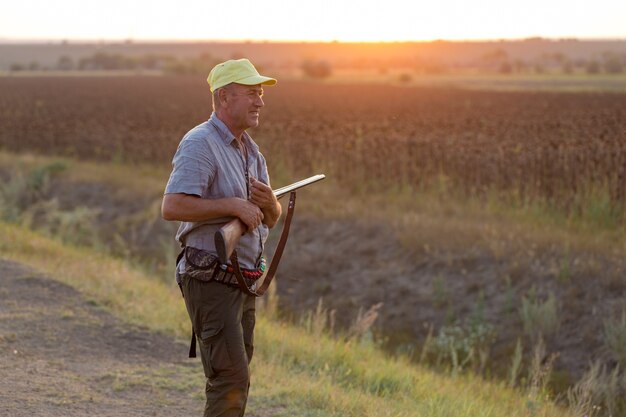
[1,155,624,406]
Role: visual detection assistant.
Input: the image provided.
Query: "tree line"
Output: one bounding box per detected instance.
[8,49,626,77]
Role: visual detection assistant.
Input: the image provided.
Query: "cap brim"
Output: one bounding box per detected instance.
[235,75,277,86]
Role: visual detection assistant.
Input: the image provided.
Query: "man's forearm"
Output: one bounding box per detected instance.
[162,193,238,222]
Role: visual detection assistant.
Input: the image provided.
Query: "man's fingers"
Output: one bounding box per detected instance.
[251,188,269,202]
[235,198,264,232]
[249,194,265,207]
[250,181,275,210]
[251,178,272,194]
[243,205,264,232]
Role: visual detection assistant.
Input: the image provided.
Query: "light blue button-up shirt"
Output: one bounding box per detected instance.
[165,113,270,274]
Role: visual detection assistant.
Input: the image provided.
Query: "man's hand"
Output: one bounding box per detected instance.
[232,197,264,233]
[250,177,282,228]
[250,178,276,209]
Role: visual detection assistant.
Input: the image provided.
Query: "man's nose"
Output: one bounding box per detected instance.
[255,95,264,107]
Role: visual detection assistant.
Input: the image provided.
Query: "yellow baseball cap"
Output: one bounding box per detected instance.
[207,58,277,93]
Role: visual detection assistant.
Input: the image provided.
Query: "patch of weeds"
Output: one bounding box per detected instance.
[432,319,497,375]
[0,161,101,247]
[29,161,67,190]
[603,310,626,365]
[443,305,457,326]
[0,161,67,223]
[39,204,101,247]
[519,287,560,341]
[468,290,486,328]
[508,338,523,388]
[503,275,516,315]
[564,361,622,417]
[527,338,559,409]
[432,274,449,308]
[557,252,572,283]
[347,302,382,344]
[418,323,434,365]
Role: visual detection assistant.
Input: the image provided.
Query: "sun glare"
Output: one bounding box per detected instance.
[0,0,625,42]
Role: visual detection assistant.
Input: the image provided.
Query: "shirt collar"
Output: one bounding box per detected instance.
[209,112,260,156]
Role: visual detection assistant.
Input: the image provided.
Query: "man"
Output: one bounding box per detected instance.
[161,58,281,417]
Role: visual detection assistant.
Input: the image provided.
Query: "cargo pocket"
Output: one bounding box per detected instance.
[200,322,231,379]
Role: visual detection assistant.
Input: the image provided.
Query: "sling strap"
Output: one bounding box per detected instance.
[231,191,296,297]
[177,281,197,358]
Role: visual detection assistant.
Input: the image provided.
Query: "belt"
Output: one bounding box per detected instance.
[212,264,260,290]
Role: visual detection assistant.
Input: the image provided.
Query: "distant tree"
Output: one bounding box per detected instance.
[28,61,40,71]
[301,60,332,79]
[482,49,508,64]
[57,55,74,71]
[499,61,513,74]
[136,54,160,70]
[9,63,24,72]
[398,73,412,83]
[551,53,567,65]
[586,60,601,74]
[85,52,136,70]
[562,60,574,74]
[603,54,624,74]
[480,49,509,73]
[513,59,528,73]
[162,60,187,75]
[78,57,93,70]
[163,53,220,75]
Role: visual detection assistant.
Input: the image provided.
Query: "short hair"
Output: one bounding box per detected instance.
[212,84,234,111]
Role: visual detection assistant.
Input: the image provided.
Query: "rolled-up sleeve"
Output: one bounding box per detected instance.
[256,152,270,187]
[165,138,215,197]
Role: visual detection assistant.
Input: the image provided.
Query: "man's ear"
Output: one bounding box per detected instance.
[218,88,229,107]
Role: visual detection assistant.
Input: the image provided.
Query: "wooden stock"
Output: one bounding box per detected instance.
[215,218,247,264]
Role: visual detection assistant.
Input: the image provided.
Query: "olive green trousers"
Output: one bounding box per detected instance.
[179,274,256,417]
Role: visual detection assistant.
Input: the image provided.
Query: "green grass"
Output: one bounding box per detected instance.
[0,221,570,416]
[311,70,626,92]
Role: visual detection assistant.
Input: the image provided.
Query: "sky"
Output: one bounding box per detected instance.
[1,0,625,42]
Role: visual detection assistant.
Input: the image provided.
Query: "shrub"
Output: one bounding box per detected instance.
[520,288,560,340]
[433,321,497,374]
[301,60,332,79]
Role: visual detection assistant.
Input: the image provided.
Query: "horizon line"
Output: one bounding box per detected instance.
[1,36,626,45]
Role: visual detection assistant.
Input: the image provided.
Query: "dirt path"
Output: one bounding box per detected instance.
[0,259,206,417]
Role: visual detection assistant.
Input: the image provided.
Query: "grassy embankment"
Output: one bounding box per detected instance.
[0,151,579,416]
[0,223,567,417]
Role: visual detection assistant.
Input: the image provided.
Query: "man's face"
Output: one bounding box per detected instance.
[223,83,265,131]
